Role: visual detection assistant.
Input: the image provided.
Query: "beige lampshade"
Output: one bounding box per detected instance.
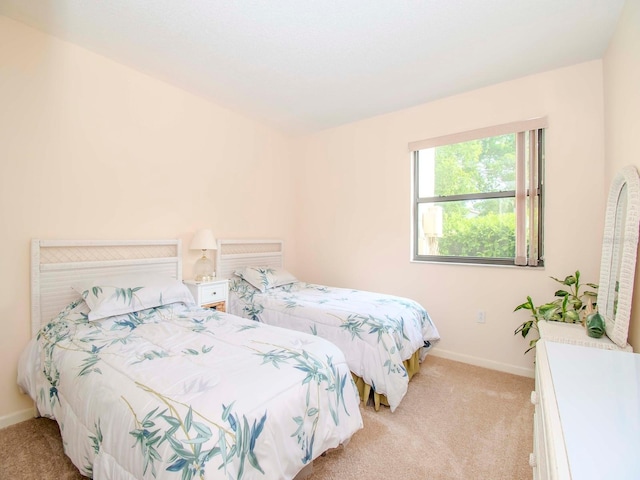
[190,229,217,251]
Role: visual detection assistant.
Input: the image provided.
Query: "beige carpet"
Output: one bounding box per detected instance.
[0,356,534,480]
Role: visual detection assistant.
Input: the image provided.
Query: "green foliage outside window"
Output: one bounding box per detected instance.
[432,135,517,258]
[438,211,515,258]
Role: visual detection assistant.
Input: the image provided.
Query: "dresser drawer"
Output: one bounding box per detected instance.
[200,283,227,304]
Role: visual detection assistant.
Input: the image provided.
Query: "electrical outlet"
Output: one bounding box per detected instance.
[476,310,486,323]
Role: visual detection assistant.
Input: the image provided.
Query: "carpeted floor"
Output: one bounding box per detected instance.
[0,356,534,480]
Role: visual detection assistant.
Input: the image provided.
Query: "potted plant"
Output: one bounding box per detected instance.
[514,270,598,353]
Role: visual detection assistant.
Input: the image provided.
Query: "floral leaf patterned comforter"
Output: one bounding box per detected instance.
[18,300,363,480]
[228,279,441,411]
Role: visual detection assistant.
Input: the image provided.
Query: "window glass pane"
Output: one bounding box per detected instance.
[412,125,544,266]
[418,134,516,198]
[418,199,516,258]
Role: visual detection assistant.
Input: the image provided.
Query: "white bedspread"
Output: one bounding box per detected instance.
[228,279,441,411]
[18,300,363,480]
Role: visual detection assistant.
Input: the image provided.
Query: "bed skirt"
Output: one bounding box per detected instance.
[351,349,421,411]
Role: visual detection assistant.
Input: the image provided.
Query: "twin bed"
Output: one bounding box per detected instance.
[18,240,363,480]
[18,238,440,479]
[216,239,441,412]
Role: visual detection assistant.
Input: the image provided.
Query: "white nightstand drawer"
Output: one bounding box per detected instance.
[201,283,227,304]
[183,279,229,310]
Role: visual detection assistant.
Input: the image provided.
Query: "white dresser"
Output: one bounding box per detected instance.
[532,340,640,479]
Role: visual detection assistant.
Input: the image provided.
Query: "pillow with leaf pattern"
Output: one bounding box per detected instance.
[72,274,195,320]
[234,267,297,293]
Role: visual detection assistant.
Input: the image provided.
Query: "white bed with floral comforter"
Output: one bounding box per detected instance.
[228,269,441,412]
[18,296,363,480]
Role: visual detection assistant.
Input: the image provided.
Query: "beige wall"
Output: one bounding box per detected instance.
[292,60,607,376]
[603,0,640,349]
[0,17,295,421]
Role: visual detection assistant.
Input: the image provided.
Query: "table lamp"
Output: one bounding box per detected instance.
[190,228,217,281]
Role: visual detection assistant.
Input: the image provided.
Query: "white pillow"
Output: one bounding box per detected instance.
[72,274,195,321]
[234,267,297,293]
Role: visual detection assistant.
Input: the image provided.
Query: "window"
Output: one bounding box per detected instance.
[410,118,546,266]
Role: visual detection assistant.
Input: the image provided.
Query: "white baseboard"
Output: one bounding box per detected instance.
[429,348,534,378]
[0,407,36,430]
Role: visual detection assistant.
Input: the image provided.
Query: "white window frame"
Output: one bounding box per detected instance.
[409,118,547,266]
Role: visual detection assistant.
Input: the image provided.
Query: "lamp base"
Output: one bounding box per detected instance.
[195,274,216,282]
[194,254,215,282]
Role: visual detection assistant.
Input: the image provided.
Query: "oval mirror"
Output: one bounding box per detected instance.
[598,165,640,348]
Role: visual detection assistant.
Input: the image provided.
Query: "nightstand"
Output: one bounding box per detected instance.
[183,279,228,312]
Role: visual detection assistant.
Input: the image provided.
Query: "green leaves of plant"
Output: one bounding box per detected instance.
[514,319,534,338]
[514,296,536,314]
[514,270,598,354]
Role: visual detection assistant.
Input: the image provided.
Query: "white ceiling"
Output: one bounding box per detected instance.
[0,0,626,134]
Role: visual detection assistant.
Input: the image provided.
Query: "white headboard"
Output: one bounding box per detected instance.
[31,239,182,336]
[216,239,284,279]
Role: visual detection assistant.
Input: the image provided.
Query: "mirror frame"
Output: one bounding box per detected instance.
[599,165,640,348]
